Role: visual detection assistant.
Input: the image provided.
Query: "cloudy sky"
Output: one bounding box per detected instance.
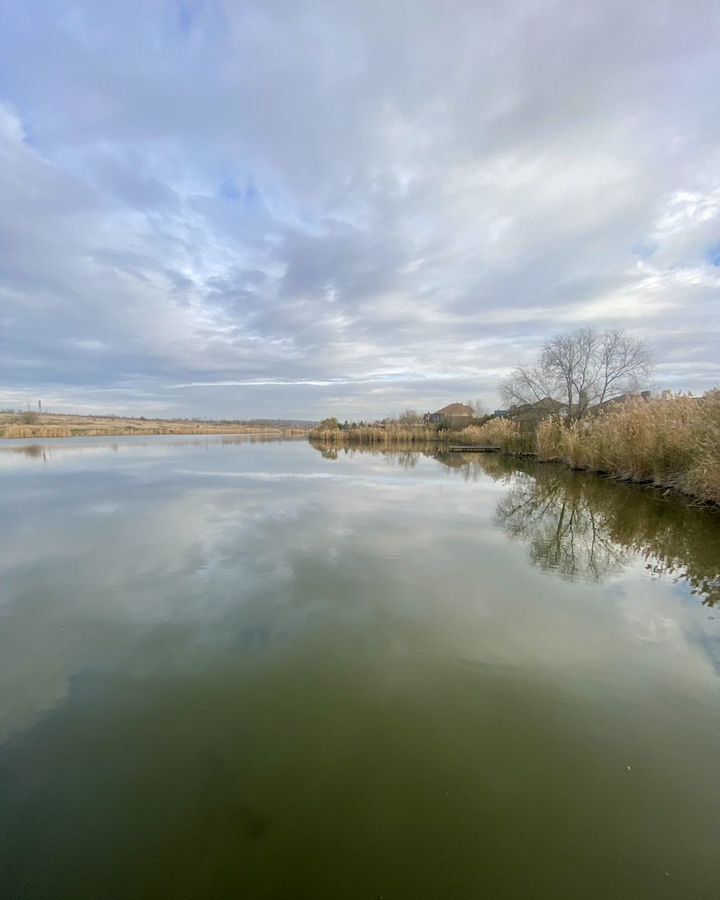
[1,0,719,420]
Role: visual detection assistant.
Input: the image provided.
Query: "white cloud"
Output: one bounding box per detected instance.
[1,0,719,419]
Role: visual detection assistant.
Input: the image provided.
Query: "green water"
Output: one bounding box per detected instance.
[0,437,718,899]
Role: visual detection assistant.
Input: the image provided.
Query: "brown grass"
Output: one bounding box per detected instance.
[310,423,446,444]
[0,413,308,440]
[310,418,537,451]
[453,418,535,454]
[536,391,720,503]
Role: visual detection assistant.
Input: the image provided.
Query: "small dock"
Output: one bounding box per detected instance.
[448,445,501,453]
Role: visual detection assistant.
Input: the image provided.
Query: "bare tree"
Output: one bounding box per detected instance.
[501,327,653,421]
[397,409,423,424]
[464,399,487,417]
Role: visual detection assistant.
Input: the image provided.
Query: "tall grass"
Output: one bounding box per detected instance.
[453,418,535,454]
[310,424,443,444]
[536,391,720,503]
[310,417,541,451]
[0,414,307,440]
[3,425,74,438]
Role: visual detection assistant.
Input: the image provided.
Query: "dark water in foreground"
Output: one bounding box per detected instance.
[1,436,719,899]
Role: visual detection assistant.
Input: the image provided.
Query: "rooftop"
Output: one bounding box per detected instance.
[433,403,475,416]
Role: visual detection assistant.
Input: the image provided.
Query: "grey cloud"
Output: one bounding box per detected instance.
[0,0,719,419]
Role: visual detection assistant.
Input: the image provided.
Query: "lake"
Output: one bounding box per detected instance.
[1,436,719,899]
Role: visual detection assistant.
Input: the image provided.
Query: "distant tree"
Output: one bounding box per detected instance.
[318,417,340,430]
[464,399,486,417]
[500,327,653,421]
[397,409,422,424]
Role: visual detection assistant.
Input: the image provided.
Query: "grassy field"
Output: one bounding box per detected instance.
[0,412,309,439]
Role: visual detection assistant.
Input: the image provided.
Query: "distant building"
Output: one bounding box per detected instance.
[503,391,653,423]
[595,390,651,412]
[496,398,566,438]
[425,402,475,427]
[506,398,567,423]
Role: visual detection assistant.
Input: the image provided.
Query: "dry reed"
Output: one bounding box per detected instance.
[310,424,443,444]
[453,418,534,453]
[536,391,720,503]
[0,414,307,440]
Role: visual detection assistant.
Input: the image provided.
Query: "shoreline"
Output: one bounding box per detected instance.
[0,428,307,440]
[2,425,717,509]
[309,435,720,509]
[0,413,310,440]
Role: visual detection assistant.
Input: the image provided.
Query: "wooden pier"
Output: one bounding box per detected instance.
[447,445,501,453]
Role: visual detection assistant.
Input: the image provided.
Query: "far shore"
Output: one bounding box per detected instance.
[0,412,311,440]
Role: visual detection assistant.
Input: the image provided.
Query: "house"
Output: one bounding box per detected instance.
[505,391,652,423]
[506,398,567,423]
[504,398,567,435]
[425,402,475,427]
[594,390,651,412]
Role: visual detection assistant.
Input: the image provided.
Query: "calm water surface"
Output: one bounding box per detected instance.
[1,436,719,899]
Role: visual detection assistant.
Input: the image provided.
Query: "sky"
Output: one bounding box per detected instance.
[1,0,719,421]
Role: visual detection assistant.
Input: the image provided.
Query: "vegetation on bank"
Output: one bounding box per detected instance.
[535,391,720,504]
[431,391,720,503]
[311,390,720,504]
[309,413,495,445]
[310,416,530,450]
[0,412,309,440]
[311,419,446,444]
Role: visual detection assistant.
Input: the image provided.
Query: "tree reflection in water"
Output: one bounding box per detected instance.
[495,470,630,581]
[311,440,720,607]
[475,456,720,606]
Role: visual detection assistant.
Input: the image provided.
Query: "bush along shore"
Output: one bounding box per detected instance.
[310,391,720,505]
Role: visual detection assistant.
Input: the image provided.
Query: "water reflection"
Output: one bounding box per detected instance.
[0,434,306,473]
[494,468,631,582]
[1,437,719,899]
[0,443,51,460]
[311,442,720,606]
[0,432,303,461]
[489,463,720,606]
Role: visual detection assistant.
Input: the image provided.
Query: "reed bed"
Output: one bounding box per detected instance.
[310,418,538,453]
[453,418,535,454]
[310,423,444,444]
[0,414,306,440]
[536,391,720,503]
